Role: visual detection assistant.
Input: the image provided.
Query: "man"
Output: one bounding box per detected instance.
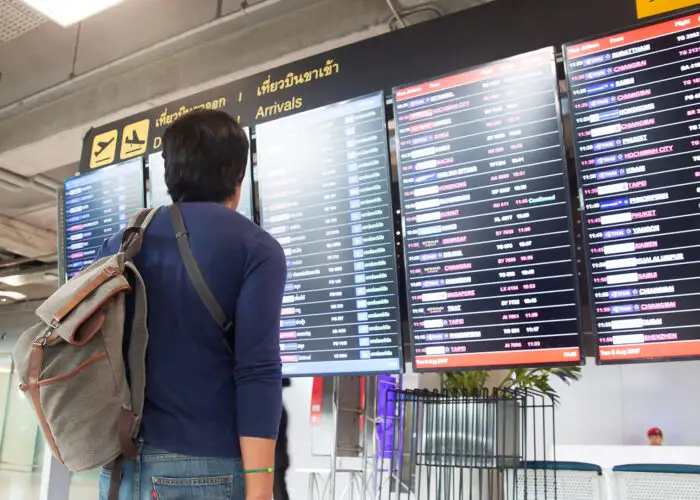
[647,427,664,446]
[97,110,287,500]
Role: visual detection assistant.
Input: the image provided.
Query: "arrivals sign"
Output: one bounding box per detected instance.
[79,0,639,173]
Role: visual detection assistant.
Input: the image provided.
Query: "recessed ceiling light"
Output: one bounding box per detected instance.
[0,275,24,287]
[0,291,27,302]
[21,0,125,27]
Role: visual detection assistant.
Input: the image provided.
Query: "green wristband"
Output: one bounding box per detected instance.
[244,467,276,474]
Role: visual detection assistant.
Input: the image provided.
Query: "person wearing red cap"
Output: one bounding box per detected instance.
[647,427,664,446]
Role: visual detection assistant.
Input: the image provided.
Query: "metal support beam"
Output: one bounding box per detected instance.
[0,214,57,259]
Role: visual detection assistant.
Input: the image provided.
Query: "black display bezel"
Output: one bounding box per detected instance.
[392,47,585,373]
[563,7,700,366]
[62,157,146,282]
[254,91,406,377]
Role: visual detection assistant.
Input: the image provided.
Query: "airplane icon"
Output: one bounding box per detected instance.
[120,119,150,160]
[94,137,115,157]
[124,130,145,146]
[90,129,118,168]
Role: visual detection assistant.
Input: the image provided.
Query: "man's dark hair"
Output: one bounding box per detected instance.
[163,110,249,203]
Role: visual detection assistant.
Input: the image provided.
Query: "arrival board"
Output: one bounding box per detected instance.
[63,158,145,279]
[394,47,582,371]
[147,127,254,220]
[565,11,700,364]
[256,93,403,376]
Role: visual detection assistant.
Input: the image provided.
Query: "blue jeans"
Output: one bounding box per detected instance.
[99,443,246,500]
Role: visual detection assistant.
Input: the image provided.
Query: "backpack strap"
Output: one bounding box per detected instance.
[119,208,158,420]
[108,208,158,500]
[120,209,158,261]
[168,203,234,356]
[125,261,148,430]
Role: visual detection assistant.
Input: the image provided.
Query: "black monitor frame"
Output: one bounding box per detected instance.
[392,47,584,373]
[62,158,146,281]
[563,7,700,366]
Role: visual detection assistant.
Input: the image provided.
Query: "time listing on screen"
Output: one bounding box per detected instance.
[256,93,403,376]
[566,12,700,363]
[394,47,582,371]
[63,159,145,279]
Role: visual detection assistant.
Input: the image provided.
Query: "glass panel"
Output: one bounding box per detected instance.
[0,354,43,499]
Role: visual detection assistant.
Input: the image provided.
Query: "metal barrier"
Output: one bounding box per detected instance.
[375,387,561,500]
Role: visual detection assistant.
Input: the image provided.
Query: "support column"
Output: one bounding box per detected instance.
[40,451,71,500]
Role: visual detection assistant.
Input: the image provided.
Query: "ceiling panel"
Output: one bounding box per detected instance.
[42,163,79,182]
[0,20,78,108]
[16,205,57,231]
[0,163,75,230]
[75,0,219,74]
[0,281,57,302]
[0,0,46,44]
[0,185,51,214]
[221,0,279,15]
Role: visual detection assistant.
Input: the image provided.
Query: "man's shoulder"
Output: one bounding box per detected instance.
[101,204,283,264]
[165,203,284,261]
[103,230,125,256]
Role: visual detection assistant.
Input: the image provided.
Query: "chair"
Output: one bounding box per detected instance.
[613,463,700,500]
[515,461,606,500]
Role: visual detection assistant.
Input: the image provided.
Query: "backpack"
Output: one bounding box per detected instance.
[12,208,157,492]
[12,204,233,497]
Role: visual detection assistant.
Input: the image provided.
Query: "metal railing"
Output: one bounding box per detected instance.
[376,387,559,500]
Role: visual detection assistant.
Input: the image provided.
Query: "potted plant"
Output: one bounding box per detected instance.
[440,366,582,404]
[418,367,582,466]
[410,367,583,499]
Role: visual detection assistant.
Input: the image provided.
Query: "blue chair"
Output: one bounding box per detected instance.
[613,464,700,500]
[514,461,606,499]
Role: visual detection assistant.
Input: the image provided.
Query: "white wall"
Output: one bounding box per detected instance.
[281,360,700,497]
[0,304,38,355]
[552,357,700,447]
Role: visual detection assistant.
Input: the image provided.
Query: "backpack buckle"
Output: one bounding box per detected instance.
[105,267,120,277]
[35,323,57,346]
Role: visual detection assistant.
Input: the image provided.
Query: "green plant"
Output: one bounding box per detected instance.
[440,366,582,405]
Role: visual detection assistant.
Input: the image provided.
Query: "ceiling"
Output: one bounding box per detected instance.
[0,0,493,306]
[0,0,45,44]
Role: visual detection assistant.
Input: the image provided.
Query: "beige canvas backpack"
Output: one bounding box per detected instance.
[12,208,157,498]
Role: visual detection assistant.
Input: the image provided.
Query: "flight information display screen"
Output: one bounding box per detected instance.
[394,47,582,371]
[147,128,254,220]
[63,159,145,279]
[565,12,700,364]
[256,93,403,376]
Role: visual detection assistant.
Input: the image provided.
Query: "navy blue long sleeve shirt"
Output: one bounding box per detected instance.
[98,202,287,458]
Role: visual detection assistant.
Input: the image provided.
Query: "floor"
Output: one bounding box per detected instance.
[0,469,99,500]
